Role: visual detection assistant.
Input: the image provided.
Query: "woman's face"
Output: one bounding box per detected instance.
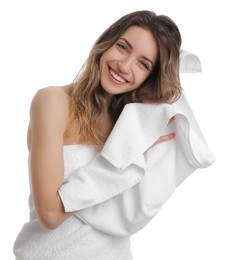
[99,26,158,97]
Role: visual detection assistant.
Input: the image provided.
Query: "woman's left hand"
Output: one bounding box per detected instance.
[154,132,175,145]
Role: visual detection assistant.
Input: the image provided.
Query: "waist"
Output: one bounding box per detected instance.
[14,216,132,260]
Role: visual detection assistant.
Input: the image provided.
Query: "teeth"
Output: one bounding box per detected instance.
[110,69,126,83]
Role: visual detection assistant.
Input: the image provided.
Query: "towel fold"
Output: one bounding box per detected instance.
[180,50,202,73]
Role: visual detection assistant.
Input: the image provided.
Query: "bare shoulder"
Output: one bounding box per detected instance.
[27,85,72,150]
[30,86,70,115]
[29,85,72,131]
[32,85,69,107]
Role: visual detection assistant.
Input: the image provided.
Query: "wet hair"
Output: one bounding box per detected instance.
[67,10,182,145]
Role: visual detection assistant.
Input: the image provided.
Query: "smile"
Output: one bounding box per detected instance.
[109,68,127,83]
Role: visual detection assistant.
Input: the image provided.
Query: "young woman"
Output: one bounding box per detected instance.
[13,10,214,260]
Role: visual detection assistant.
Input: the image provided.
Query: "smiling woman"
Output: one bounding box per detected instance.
[13,10,214,260]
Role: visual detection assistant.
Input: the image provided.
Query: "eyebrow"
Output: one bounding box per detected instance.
[119,37,154,68]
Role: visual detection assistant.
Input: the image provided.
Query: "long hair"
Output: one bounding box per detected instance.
[66,10,182,145]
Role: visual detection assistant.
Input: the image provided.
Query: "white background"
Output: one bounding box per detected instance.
[0,0,229,259]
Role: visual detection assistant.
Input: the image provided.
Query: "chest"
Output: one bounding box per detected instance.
[63,145,98,179]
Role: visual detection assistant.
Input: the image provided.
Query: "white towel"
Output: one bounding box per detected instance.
[180,50,202,73]
[58,51,215,237]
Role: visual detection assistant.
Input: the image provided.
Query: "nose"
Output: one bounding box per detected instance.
[117,57,133,74]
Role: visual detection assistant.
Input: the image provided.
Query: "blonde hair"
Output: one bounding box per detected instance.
[66,10,182,145]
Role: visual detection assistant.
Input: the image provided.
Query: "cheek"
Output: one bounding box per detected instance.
[99,50,112,69]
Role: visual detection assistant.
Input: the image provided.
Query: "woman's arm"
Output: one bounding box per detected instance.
[29,87,74,229]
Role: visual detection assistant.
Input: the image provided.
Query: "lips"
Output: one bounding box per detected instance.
[109,67,128,84]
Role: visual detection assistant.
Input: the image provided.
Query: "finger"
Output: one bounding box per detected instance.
[154,133,175,145]
[167,116,175,125]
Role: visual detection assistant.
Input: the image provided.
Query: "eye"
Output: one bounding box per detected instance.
[116,42,128,52]
[139,60,150,70]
